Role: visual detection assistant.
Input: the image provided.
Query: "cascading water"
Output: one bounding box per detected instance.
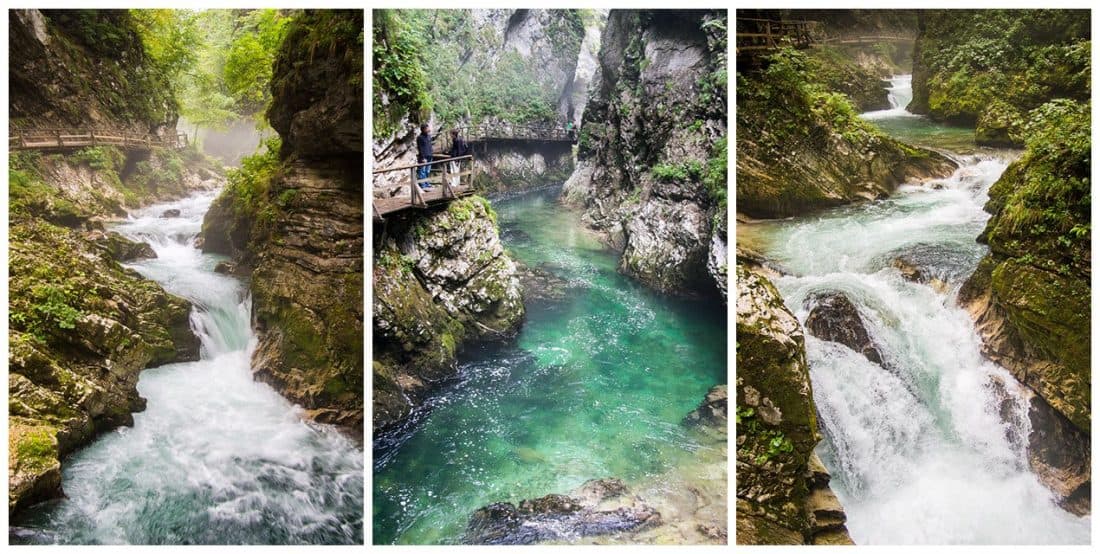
[13,191,363,545]
[861,74,917,120]
[742,77,1090,544]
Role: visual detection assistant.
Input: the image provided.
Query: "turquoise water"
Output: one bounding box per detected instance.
[372,187,727,544]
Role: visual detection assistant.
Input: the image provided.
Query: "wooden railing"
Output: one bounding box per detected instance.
[818,34,915,46]
[9,128,189,151]
[371,154,477,221]
[736,18,823,53]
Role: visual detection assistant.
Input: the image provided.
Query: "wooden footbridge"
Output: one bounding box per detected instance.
[460,122,574,143]
[372,154,476,221]
[736,18,823,53]
[9,128,189,151]
[736,17,913,56]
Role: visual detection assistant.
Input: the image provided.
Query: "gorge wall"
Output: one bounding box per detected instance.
[562,9,728,298]
[200,11,365,432]
[8,10,217,514]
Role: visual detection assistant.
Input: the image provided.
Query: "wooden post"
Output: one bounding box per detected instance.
[56,130,63,148]
[410,168,427,207]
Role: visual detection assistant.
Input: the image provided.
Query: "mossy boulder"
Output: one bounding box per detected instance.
[373,196,524,434]
[735,261,852,544]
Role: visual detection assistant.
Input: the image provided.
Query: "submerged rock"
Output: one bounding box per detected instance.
[804,292,883,365]
[464,478,660,544]
[684,384,727,427]
[160,208,181,218]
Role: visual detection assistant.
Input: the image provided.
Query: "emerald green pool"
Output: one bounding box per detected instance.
[372,186,727,544]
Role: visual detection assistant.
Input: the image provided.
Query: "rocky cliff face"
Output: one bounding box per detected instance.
[735,261,853,545]
[373,198,525,433]
[9,9,177,134]
[472,142,574,193]
[202,11,365,431]
[8,9,212,515]
[562,9,728,298]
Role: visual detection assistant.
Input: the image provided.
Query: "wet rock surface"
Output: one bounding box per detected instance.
[464,478,660,544]
[804,292,883,365]
[1027,394,1091,515]
[373,198,525,433]
[736,263,853,544]
[684,384,727,427]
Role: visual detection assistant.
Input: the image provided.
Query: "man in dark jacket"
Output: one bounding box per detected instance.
[416,123,432,189]
[448,128,470,158]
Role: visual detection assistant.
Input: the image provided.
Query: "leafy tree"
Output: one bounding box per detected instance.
[224,9,292,117]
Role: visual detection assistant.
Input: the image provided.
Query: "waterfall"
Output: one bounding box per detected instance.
[861,74,918,120]
[16,191,363,545]
[746,77,1090,544]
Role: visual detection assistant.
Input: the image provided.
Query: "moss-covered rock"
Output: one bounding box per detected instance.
[909,9,1089,147]
[736,47,956,219]
[735,261,852,544]
[9,9,178,133]
[201,11,366,433]
[8,213,200,514]
[373,197,525,433]
[958,97,1090,511]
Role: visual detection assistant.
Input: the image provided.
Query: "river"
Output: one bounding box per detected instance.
[12,191,363,545]
[373,186,727,544]
[739,76,1090,544]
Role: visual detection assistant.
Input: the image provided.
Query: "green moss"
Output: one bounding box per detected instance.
[912,10,1089,145]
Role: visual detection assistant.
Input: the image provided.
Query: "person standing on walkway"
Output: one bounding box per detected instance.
[447,129,471,188]
[417,123,433,190]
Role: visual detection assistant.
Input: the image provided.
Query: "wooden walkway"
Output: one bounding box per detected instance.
[736,18,913,56]
[736,18,822,54]
[372,154,476,221]
[819,34,914,46]
[9,128,189,151]
[462,122,574,143]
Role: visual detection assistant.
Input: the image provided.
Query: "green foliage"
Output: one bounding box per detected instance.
[704,136,728,212]
[738,47,882,158]
[224,10,292,116]
[71,146,124,171]
[985,99,1090,277]
[226,137,282,219]
[376,9,584,130]
[914,10,1090,144]
[651,160,703,183]
[373,10,433,138]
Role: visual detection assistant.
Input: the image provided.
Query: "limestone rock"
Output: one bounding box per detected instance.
[561,10,728,299]
[464,478,659,544]
[736,263,852,544]
[804,292,883,365]
[373,197,524,433]
[684,384,728,427]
